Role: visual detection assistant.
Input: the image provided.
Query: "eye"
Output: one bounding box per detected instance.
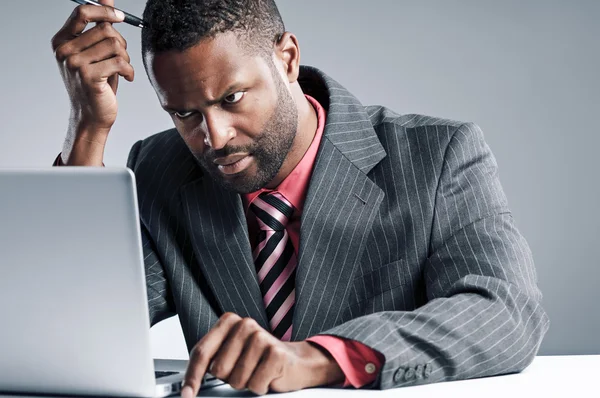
[173,111,195,119]
[224,91,245,104]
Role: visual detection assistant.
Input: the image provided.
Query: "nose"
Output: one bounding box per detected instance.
[203,110,235,150]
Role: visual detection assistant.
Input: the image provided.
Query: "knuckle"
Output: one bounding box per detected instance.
[221,312,241,323]
[247,381,267,396]
[114,56,127,68]
[190,343,205,358]
[195,349,209,365]
[189,344,203,362]
[54,46,68,62]
[74,5,89,23]
[100,21,112,32]
[249,330,267,345]
[210,362,225,378]
[267,345,285,361]
[65,55,79,70]
[78,66,90,80]
[108,36,120,48]
[73,5,83,19]
[228,371,245,390]
[240,317,258,331]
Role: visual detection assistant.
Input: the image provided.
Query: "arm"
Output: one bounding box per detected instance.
[312,122,550,389]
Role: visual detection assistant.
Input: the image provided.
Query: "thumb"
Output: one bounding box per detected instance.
[97,0,115,7]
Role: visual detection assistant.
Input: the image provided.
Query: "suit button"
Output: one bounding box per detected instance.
[424,363,432,378]
[393,367,405,383]
[415,364,424,379]
[404,367,415,381]
[365,363,377,374]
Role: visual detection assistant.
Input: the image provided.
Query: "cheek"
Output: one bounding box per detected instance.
[175,123,207,154]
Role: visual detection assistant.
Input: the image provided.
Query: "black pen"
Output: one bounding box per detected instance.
[69,0,145,28]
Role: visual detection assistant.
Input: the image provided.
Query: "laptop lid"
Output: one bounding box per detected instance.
[0,168,156,397]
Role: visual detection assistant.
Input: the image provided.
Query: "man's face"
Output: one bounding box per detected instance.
[145,32,298,193]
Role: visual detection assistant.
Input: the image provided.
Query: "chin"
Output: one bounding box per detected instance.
[214,172,263,194]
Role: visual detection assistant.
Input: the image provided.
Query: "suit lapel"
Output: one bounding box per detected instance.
[180,175,269,330]
[176,66,387,339]
[292,66,387,340]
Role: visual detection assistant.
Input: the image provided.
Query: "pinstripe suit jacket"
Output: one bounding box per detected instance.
[128,65,549,389]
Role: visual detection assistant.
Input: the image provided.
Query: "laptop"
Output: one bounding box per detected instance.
[0,168,223,397]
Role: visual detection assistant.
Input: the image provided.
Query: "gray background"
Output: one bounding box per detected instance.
[0,0,597,358]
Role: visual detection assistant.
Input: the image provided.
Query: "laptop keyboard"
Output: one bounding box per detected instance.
[155,370,218,383]
[155,370,179,379]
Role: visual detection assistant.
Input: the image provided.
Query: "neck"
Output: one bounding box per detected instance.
[264,84,318,189]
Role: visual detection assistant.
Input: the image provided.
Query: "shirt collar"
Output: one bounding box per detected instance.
[242,94,326,216]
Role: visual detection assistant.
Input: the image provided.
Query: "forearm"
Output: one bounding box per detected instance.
[318,273,549,389]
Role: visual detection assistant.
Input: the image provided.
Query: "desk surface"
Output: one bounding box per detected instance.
[157,355,600,397]
[2,355,598,397]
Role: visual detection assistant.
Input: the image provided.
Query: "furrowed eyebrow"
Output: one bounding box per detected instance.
[208,83,245,105]
[162,83,245,112]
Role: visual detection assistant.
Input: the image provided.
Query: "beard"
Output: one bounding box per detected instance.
[193,67,298,194]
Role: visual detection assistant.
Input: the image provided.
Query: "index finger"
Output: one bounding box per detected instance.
[182,313,241,398]
[52,4,124,51]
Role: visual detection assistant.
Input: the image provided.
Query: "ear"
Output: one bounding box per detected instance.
[273,32,301,84]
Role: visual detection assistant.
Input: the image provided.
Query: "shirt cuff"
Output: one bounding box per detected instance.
[306,335,384,388]
[53,153,63,166]
[53,152,105,167]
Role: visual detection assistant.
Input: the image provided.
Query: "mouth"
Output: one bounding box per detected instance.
[215,154,253,175]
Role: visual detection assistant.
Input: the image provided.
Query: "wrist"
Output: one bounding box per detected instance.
[301,341,345,387]
[69,107,113,138]
[62,132,107,166]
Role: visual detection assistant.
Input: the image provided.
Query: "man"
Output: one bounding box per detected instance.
[50,0,549,395]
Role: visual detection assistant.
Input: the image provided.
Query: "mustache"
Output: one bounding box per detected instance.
[201,144,257,161]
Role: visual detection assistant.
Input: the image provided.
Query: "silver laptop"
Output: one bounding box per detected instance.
[0,168,222,397]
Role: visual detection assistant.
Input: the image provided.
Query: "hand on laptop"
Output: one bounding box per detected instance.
[181,312,344,396]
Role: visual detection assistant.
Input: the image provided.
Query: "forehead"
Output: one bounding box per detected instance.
[146,32,271,107]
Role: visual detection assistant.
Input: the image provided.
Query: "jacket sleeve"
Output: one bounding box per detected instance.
[313,122,550,389]
[127,139,177,326]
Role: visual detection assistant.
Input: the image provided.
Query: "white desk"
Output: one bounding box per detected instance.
[156,355,600,397]
[1,355,598,397]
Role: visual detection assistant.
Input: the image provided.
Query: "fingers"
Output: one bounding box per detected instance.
[55,22,127,61]
[182,313,241,398]
[52,4,124,51]
[227,330,271,390]
[63,35,130,69]
[246,345,287,395]
[82,53,135,84]
[209,318,262,383]
[54,20,133,85]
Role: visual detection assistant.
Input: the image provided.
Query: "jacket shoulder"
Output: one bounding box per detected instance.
[127,128,202,193]
[365,105,466,131]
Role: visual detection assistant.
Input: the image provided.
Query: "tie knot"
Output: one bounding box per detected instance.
[249,192,293,231]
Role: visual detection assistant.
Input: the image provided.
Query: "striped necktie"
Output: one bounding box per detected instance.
[249,192,297,341]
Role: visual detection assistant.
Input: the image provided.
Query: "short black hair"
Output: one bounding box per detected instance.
[141,0,285,59]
